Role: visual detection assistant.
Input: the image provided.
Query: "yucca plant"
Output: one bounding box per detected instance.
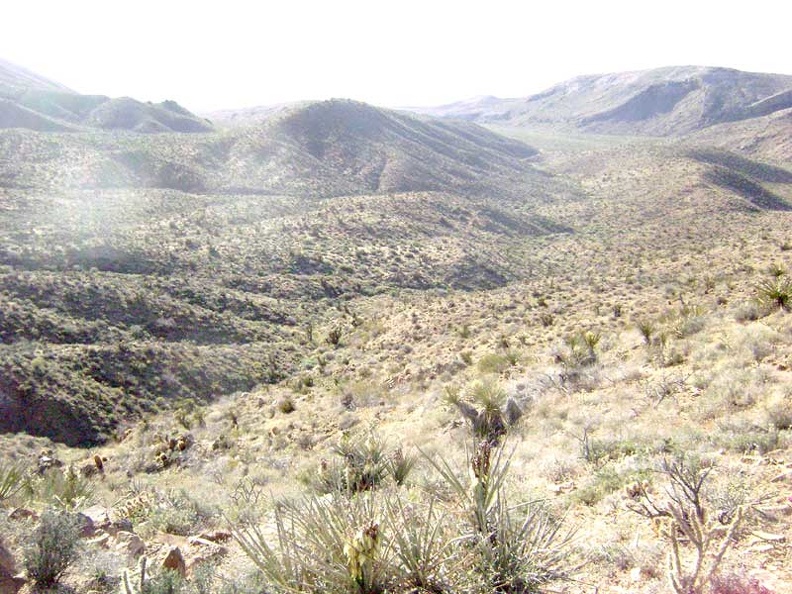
[233,492,396,594]
[386,497,454,593]
[474,497,576,593]
[423,440,576,593]
[756,276,792,311]
[0,463,23,502]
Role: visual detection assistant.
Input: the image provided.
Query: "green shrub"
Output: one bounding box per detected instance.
[25,509,82,588]
[477,353,511,374]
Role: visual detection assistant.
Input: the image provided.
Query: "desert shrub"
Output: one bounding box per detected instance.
[148,489,219,536]
[24,509,82,588]
[766,401,792,430]
[142,570,186,594]
[477,352,512,374]
[236,438,574,594]
[426,440,576,592]
[573,466,623,506]
[445,380,523,445]
[628,455,745,594]
[235,491,397,593]
[710,573,775,594]
[326,326,343,346]
[636,320,654,345]
[277,396,296,414]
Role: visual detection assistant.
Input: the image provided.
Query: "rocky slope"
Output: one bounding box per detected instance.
[415,66,792,136]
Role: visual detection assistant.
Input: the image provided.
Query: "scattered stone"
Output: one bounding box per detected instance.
[7,508,37,522]
[0,538,16,577]
[161,546,187,577]
[751,531,786,542]
[87,532,111,548]
[114,531,145,558]
[107,518,134,536]
[0,538,24,594]
[197,530,232,543]
[80,505,112,531]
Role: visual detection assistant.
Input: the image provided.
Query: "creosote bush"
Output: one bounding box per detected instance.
[25,509,82,589]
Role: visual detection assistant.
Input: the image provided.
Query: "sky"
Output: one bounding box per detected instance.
[2,0,791,113]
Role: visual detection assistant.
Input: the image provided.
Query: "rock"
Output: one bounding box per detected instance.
[0,538,16,577]
[80,505,111,531]
[629,567,642,583]
[74,512,96,537]
[0,539,24,594]
[36,450,64,474]
[751,531,786,542]
[161,546,186,577]
[87,532,110,548]
[770,470,792,483]
[114,531,145,558]
[7,508,37,522]
[197,530,232,543]
[186,537,228,574]
[0,575,26,594]
[107,518,134,536]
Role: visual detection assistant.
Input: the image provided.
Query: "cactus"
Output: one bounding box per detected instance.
[122,556,147,594]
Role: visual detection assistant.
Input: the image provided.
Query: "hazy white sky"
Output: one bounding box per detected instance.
[2,0,790,113]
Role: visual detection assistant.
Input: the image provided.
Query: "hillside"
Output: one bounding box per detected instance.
[0,99,545,198]
[0,97,572,446]
[0,57,212,134]
[1,61,792,594]
[0,58,73,93]
[416,66,792,136]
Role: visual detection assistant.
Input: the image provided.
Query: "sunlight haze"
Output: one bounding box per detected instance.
[3,0,791,112]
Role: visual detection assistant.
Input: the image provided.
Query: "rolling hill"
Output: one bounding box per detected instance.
[0,88,573,445]
[1,60,792,594]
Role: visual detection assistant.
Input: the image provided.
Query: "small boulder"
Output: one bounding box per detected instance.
[80,505,112,531]
[161,546,186,578]
[0,538,24,594]
[7,509,37,522]
[0,538,16,577]
[197,530,231,543]
[114,531,145,558]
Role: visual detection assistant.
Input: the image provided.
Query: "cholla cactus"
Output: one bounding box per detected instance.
[344,522,380,587]
[122,556,147,594]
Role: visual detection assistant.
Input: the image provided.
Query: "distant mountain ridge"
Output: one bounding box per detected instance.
[413,66,792,137]
[0,57,212,133]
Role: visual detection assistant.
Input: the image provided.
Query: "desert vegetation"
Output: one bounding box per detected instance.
[1,62,792,593]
